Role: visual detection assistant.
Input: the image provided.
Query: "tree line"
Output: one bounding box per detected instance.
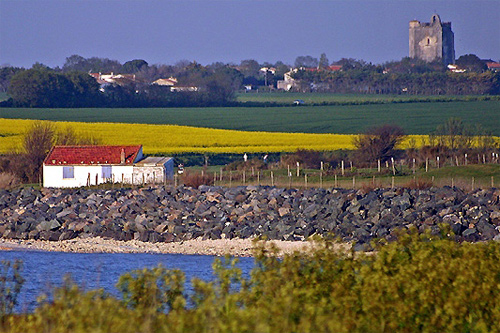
[1,53,499,108]
[293,68,500,95]
[1,63,243,108]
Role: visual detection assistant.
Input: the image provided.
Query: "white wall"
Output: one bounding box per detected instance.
[43,165,134,188]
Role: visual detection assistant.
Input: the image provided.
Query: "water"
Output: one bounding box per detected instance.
[0,250,255,313]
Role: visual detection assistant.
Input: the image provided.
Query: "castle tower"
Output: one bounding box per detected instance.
[409,14,455,65]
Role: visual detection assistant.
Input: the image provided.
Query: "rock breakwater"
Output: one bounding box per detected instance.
[1,186,499,250]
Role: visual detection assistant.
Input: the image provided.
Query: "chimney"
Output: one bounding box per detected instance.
[120,148,125,164]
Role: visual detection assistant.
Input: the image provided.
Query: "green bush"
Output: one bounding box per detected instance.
[0,260,24,319]
[4,231,500,332]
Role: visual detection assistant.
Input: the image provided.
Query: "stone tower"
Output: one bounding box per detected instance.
[409,14,455,65]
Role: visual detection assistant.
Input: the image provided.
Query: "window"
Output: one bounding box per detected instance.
[101,166,112,179]
[63,166,74,179]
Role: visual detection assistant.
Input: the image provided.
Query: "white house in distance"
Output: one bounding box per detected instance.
[43,145,174,188]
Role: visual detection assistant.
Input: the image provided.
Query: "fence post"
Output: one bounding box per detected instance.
[451,178,454,188]
[341,160,345,176]
[425,158,428,172]
[391,157,396,175]
[243,170,246,184]
[220,167,223,181]
[174,174,178,187]
[472,177,475,191]
[465,153,468,166]
[214,172,217,185]
[305,174,308,188]
[257,171,260,185]
[271,171,274,187]
[320,172,323,188]
[491,176,494,188]
[335,174,338,188]
[296,162,300,177]
[352,176,355,189]
[412,158,415,174]
[437,156,440,169]
[229,171,232,187]
[391,176,394,189]
[378,159,381,172]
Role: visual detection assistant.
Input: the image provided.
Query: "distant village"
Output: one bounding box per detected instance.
[1,13,499,107]
[86,59,500,94]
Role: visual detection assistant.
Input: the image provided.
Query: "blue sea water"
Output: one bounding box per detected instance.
[0,250,255,313]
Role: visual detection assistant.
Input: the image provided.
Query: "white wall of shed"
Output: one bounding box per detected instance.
[43,165,134,188]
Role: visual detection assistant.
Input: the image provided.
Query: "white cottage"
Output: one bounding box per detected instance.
[43,145,174,188]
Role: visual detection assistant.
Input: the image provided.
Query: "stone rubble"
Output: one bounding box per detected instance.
[1,185,499,252]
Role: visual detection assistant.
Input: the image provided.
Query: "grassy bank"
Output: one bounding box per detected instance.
[190,164,500,191]
[1,100,499,134]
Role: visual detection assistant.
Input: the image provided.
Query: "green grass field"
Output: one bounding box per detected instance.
[1,100,499,134]
[235,92,497,104]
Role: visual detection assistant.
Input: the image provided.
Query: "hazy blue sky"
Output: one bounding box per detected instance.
[1,0,499,68]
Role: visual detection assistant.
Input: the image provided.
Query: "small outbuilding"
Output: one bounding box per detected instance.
[43,145,174,188]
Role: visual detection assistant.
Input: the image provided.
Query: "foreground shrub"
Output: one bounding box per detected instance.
[403,178,433,189]
[0,260,24,320]
[0,173,20,190]
[181,170,214,187]
[4,231,500,332]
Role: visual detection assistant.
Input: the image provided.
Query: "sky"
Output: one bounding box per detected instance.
[1,0,499,68]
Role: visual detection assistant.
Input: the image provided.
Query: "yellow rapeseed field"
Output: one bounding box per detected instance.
[0,118,436,154]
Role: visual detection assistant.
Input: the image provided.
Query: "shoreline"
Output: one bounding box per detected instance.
[0,237,339,257]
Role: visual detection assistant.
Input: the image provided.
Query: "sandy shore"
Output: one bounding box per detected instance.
[0,237,347,257]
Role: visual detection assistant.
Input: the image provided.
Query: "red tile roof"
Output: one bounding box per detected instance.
[486,62,500,69]
[44,145,142,165]
[328,65,342,71]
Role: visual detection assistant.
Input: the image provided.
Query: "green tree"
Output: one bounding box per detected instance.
[318,53,329,69]
[239,59,261,78]
[0,66,24,92]
[64,71,102,107]
[62,54,122,73]
[456,54,487,73]
[204,66,243,105]
[122,59,149,74]
[8,69,103,107]
[8,69,74,107]
[294,55,318,68]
